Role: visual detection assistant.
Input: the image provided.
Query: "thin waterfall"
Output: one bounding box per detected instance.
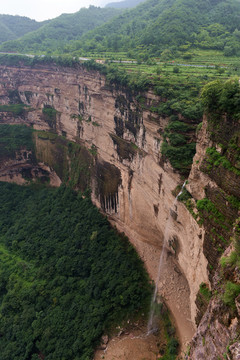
[128,190,132,219]
[147,181,187,334]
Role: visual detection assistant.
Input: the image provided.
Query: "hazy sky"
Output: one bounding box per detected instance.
[0,0,113,22]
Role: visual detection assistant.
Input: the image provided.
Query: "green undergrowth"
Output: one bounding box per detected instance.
[205,147,240,176]
[221,251,240,269]
[0,53,82,68]
[0,123,93,192]
[223,282,240,309]
[196,198,230,254]
[173,185,198,220]
[35,131,93,191]
[0,182,151,360]
[0,124,34,160]
[151,302,179,360]
[201,78,240,119]
[196,198,226,227]
[161,121,196,173]
[220,218,240,308]
[161,140,196,174]
[110,133,145,161]
[180,194,232,253]
[160,304,179,360]
[199,283,212,302]
[177,187,192,203]
[0,103,30,116]
[195,282,212,325]
[42,106,57,129]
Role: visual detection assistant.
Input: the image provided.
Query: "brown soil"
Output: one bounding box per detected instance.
[131,238,195,351]
[94,325,161,360]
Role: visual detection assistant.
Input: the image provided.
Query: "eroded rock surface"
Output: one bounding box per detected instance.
[0,63,211,348]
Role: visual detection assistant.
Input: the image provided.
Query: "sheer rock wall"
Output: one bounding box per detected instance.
[0,63,210,347]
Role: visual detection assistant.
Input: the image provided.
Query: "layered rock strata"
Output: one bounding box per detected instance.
[187,84,240,358]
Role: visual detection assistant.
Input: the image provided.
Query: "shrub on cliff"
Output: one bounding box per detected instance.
[223,281,240,308]
[201,78,240,118]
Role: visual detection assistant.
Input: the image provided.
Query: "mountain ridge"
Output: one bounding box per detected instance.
[0,14,46,44]
[0,6,122,53]
[105,0,145,8]
[1,0,240,57]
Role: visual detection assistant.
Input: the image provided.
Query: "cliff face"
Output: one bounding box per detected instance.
[186,80,240,359]
[188,248,240,360]
[0,63,210,347]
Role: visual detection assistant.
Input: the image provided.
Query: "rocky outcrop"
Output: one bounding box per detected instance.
[0,63,210,348]
[189,246,240,360]
[0,149,61,186]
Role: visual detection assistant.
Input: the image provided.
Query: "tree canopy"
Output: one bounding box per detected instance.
[0,182,151,360]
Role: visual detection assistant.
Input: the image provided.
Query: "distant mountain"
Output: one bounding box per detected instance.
[0,6,122,53]
[1,0,240,57]
[73,0,240,56]
[105,0,145,9]
[0,15,45,44]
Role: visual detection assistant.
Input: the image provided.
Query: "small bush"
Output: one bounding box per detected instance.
[196,198,225,223]
[196,122,203,132]
[223,281,240,308]
[0,103,28,116]
[167,121,191,132]
[199,282,212,302]
[42,106,57,129]
[178,187,192,202]
[220,252,239,268]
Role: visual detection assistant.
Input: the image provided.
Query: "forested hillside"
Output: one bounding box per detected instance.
[64,0,240,57]
[1,0,240,57]
[0,180,151,360]
[0,14,45,44]
[0,6,122,53]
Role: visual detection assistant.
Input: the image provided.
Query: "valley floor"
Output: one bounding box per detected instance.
[94,326,159,360]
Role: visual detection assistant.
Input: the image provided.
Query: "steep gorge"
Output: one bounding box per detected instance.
[0,62,239,356]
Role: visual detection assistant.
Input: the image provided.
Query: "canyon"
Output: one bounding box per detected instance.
[0,62,239,358]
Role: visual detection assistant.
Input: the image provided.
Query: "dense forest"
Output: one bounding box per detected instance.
[0,124,152,359]
[73,0,240,57]
[0,181,151,360]
[2,0,240,57]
